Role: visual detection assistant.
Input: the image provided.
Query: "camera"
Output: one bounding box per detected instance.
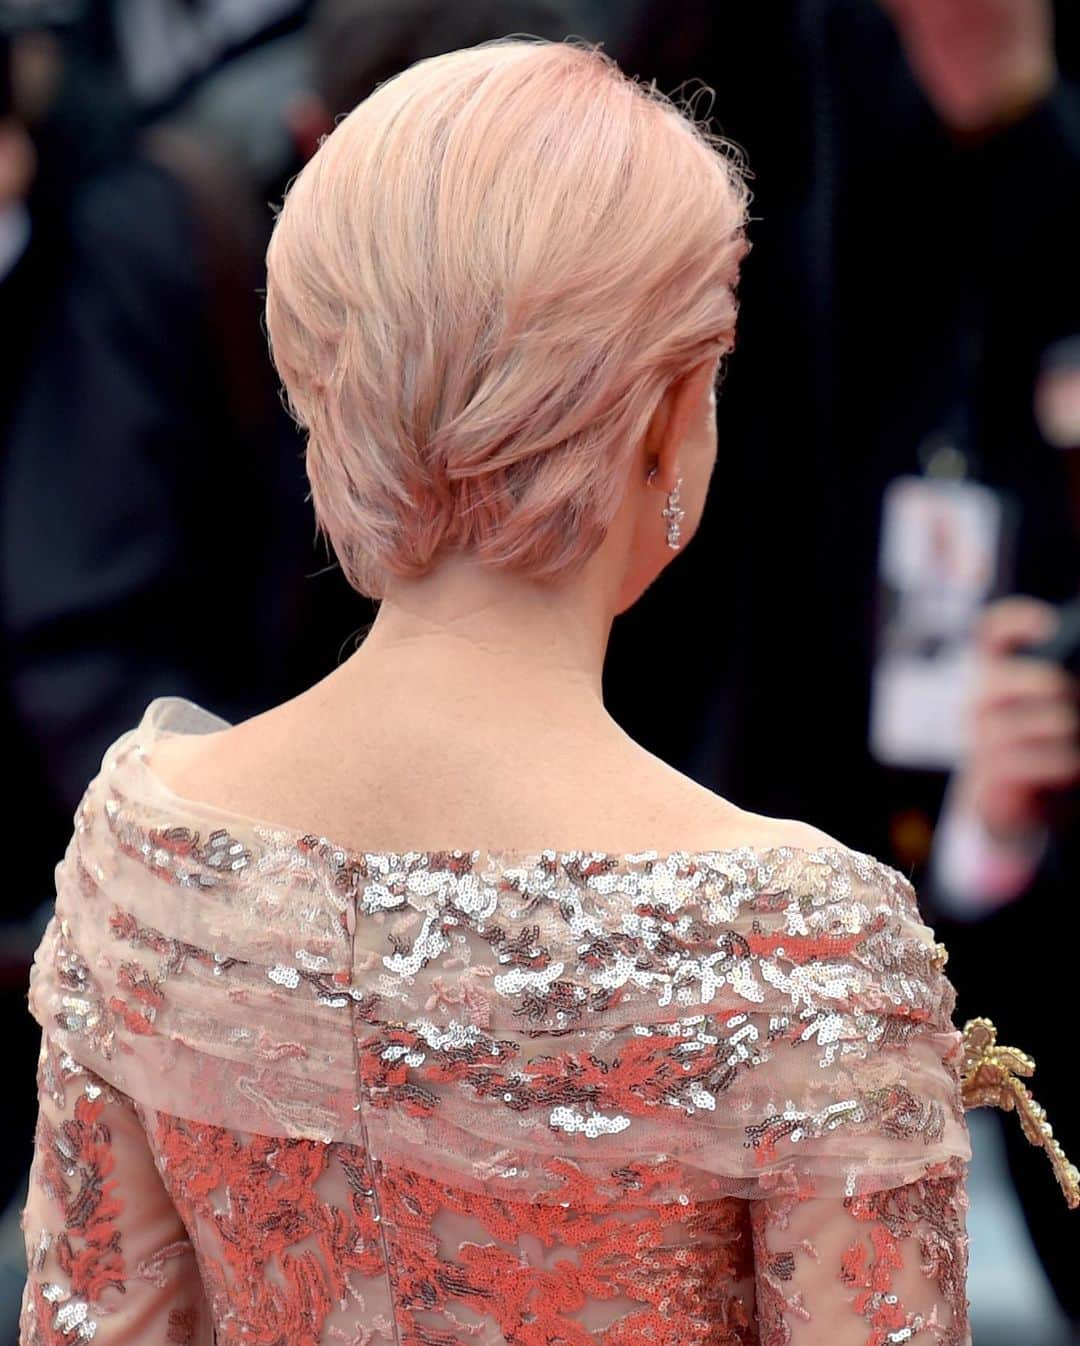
[1019,598,1080,677]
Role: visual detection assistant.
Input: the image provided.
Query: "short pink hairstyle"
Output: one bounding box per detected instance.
[266,37,751,599]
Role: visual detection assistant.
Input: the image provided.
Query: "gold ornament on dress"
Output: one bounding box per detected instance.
[960,1017,1079,1210]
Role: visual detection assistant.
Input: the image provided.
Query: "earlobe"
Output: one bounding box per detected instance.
[645,450,678,495]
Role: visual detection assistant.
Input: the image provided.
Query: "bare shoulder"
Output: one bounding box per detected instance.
[696,806,846,857]
[142,718,260,806]
[615,743,848,855]
[731,811,846,854]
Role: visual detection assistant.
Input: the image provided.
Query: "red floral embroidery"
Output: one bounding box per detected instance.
[150,1113,393,1345]
[376,1159,757,1345]
[750,1163,969,1346]
[20,1065,127,1344]
[842,1167,969,1346]
[142,1113,761,1345]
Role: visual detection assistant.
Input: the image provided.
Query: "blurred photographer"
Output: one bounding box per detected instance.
[931,593,1080,1327]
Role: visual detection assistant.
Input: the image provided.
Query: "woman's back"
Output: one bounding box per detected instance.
[20,695,973,1345]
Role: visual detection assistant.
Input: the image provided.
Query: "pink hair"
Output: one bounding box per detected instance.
[265,37,751,599]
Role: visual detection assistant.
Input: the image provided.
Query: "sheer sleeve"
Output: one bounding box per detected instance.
[19,1031,210,1346]
[750,1163,969,1345]
[730,853,973,1346]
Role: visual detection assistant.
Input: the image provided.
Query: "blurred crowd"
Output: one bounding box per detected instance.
[1,1,1078,1343]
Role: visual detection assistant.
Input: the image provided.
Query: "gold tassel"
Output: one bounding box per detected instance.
[961,1018,1079,1211]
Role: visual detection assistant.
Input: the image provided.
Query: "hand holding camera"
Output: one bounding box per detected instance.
[952,596,1080,840]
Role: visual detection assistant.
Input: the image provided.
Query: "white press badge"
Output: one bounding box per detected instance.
[869,472,1011,771]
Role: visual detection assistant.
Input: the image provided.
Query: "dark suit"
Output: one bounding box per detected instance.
[1,143,361,829]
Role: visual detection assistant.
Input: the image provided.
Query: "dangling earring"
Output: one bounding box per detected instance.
[648,465,685,551]
[663,477,685,550]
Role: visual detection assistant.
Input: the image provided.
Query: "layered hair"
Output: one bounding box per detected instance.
[266,37,751,599]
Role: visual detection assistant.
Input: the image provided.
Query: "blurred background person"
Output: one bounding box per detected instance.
[0,0,143,1286]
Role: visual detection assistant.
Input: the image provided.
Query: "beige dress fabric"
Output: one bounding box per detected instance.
[19,695,973,1345]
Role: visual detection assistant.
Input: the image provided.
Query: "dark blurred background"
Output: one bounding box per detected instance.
[1,1,1077,1342]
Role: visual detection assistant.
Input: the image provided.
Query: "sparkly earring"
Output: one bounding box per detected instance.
[647,465,685,551]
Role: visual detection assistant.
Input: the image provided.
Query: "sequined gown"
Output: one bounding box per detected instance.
[19,696,973,1346]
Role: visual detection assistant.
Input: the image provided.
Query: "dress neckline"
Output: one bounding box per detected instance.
[115,694,916,893]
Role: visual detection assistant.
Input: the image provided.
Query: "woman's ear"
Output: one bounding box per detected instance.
[643,358,718,489]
